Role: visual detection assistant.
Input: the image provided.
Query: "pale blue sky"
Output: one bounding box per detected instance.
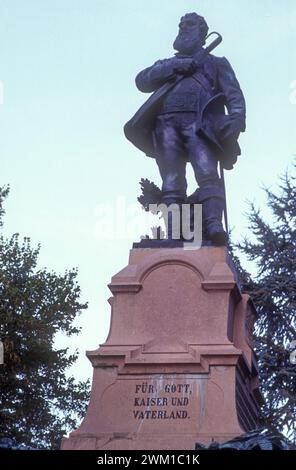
[0,0,295,381]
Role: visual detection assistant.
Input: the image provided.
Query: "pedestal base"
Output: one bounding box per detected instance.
[62,247,261,450]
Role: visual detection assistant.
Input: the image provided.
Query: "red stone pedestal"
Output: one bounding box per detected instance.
[61,247,261,450]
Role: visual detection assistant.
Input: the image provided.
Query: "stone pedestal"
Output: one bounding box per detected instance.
[61,247,261,450]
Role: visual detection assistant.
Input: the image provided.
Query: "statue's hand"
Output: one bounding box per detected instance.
[173,58,197,76]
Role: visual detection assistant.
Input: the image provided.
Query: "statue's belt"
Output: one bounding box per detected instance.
[159,92,199,113]
[157,70,214,115]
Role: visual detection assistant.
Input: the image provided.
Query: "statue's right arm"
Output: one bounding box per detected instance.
[135,59,176,93]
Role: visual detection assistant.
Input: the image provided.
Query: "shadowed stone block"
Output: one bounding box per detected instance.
[62,247,261,450]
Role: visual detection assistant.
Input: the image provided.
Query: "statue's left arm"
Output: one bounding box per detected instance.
[216,57,246,139]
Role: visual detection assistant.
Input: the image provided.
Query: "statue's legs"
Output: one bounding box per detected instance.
[154,114,189,205]
[154,112,227,244]
[183,121,227,245]
[154,113,189,240]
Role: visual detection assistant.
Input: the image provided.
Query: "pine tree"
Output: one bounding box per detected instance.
[0,187,90,449]
[235,167,296,443]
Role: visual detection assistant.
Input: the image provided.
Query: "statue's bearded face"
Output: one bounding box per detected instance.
[173,16,204,54]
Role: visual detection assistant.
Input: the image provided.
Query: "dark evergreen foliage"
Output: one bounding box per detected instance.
[234,168,296,443]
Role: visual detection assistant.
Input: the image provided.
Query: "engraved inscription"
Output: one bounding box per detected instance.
[133,381,192,420]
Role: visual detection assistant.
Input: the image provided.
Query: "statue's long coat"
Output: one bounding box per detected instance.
[124,54,246,170]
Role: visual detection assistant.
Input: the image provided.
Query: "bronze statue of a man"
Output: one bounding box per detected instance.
[124,13,246,245]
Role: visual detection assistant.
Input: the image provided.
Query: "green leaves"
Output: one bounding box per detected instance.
[0,187,89,449]
[0,186,9,228]
[235,164,296,444]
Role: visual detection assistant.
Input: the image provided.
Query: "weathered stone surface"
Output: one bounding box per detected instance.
[62,247,261,450]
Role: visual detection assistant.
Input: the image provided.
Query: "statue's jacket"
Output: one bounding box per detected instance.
[124,53,246,170]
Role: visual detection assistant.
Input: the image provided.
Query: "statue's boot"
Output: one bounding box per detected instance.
[202,197,228,246]
[165,203,183,240]
[161,192,185,241]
